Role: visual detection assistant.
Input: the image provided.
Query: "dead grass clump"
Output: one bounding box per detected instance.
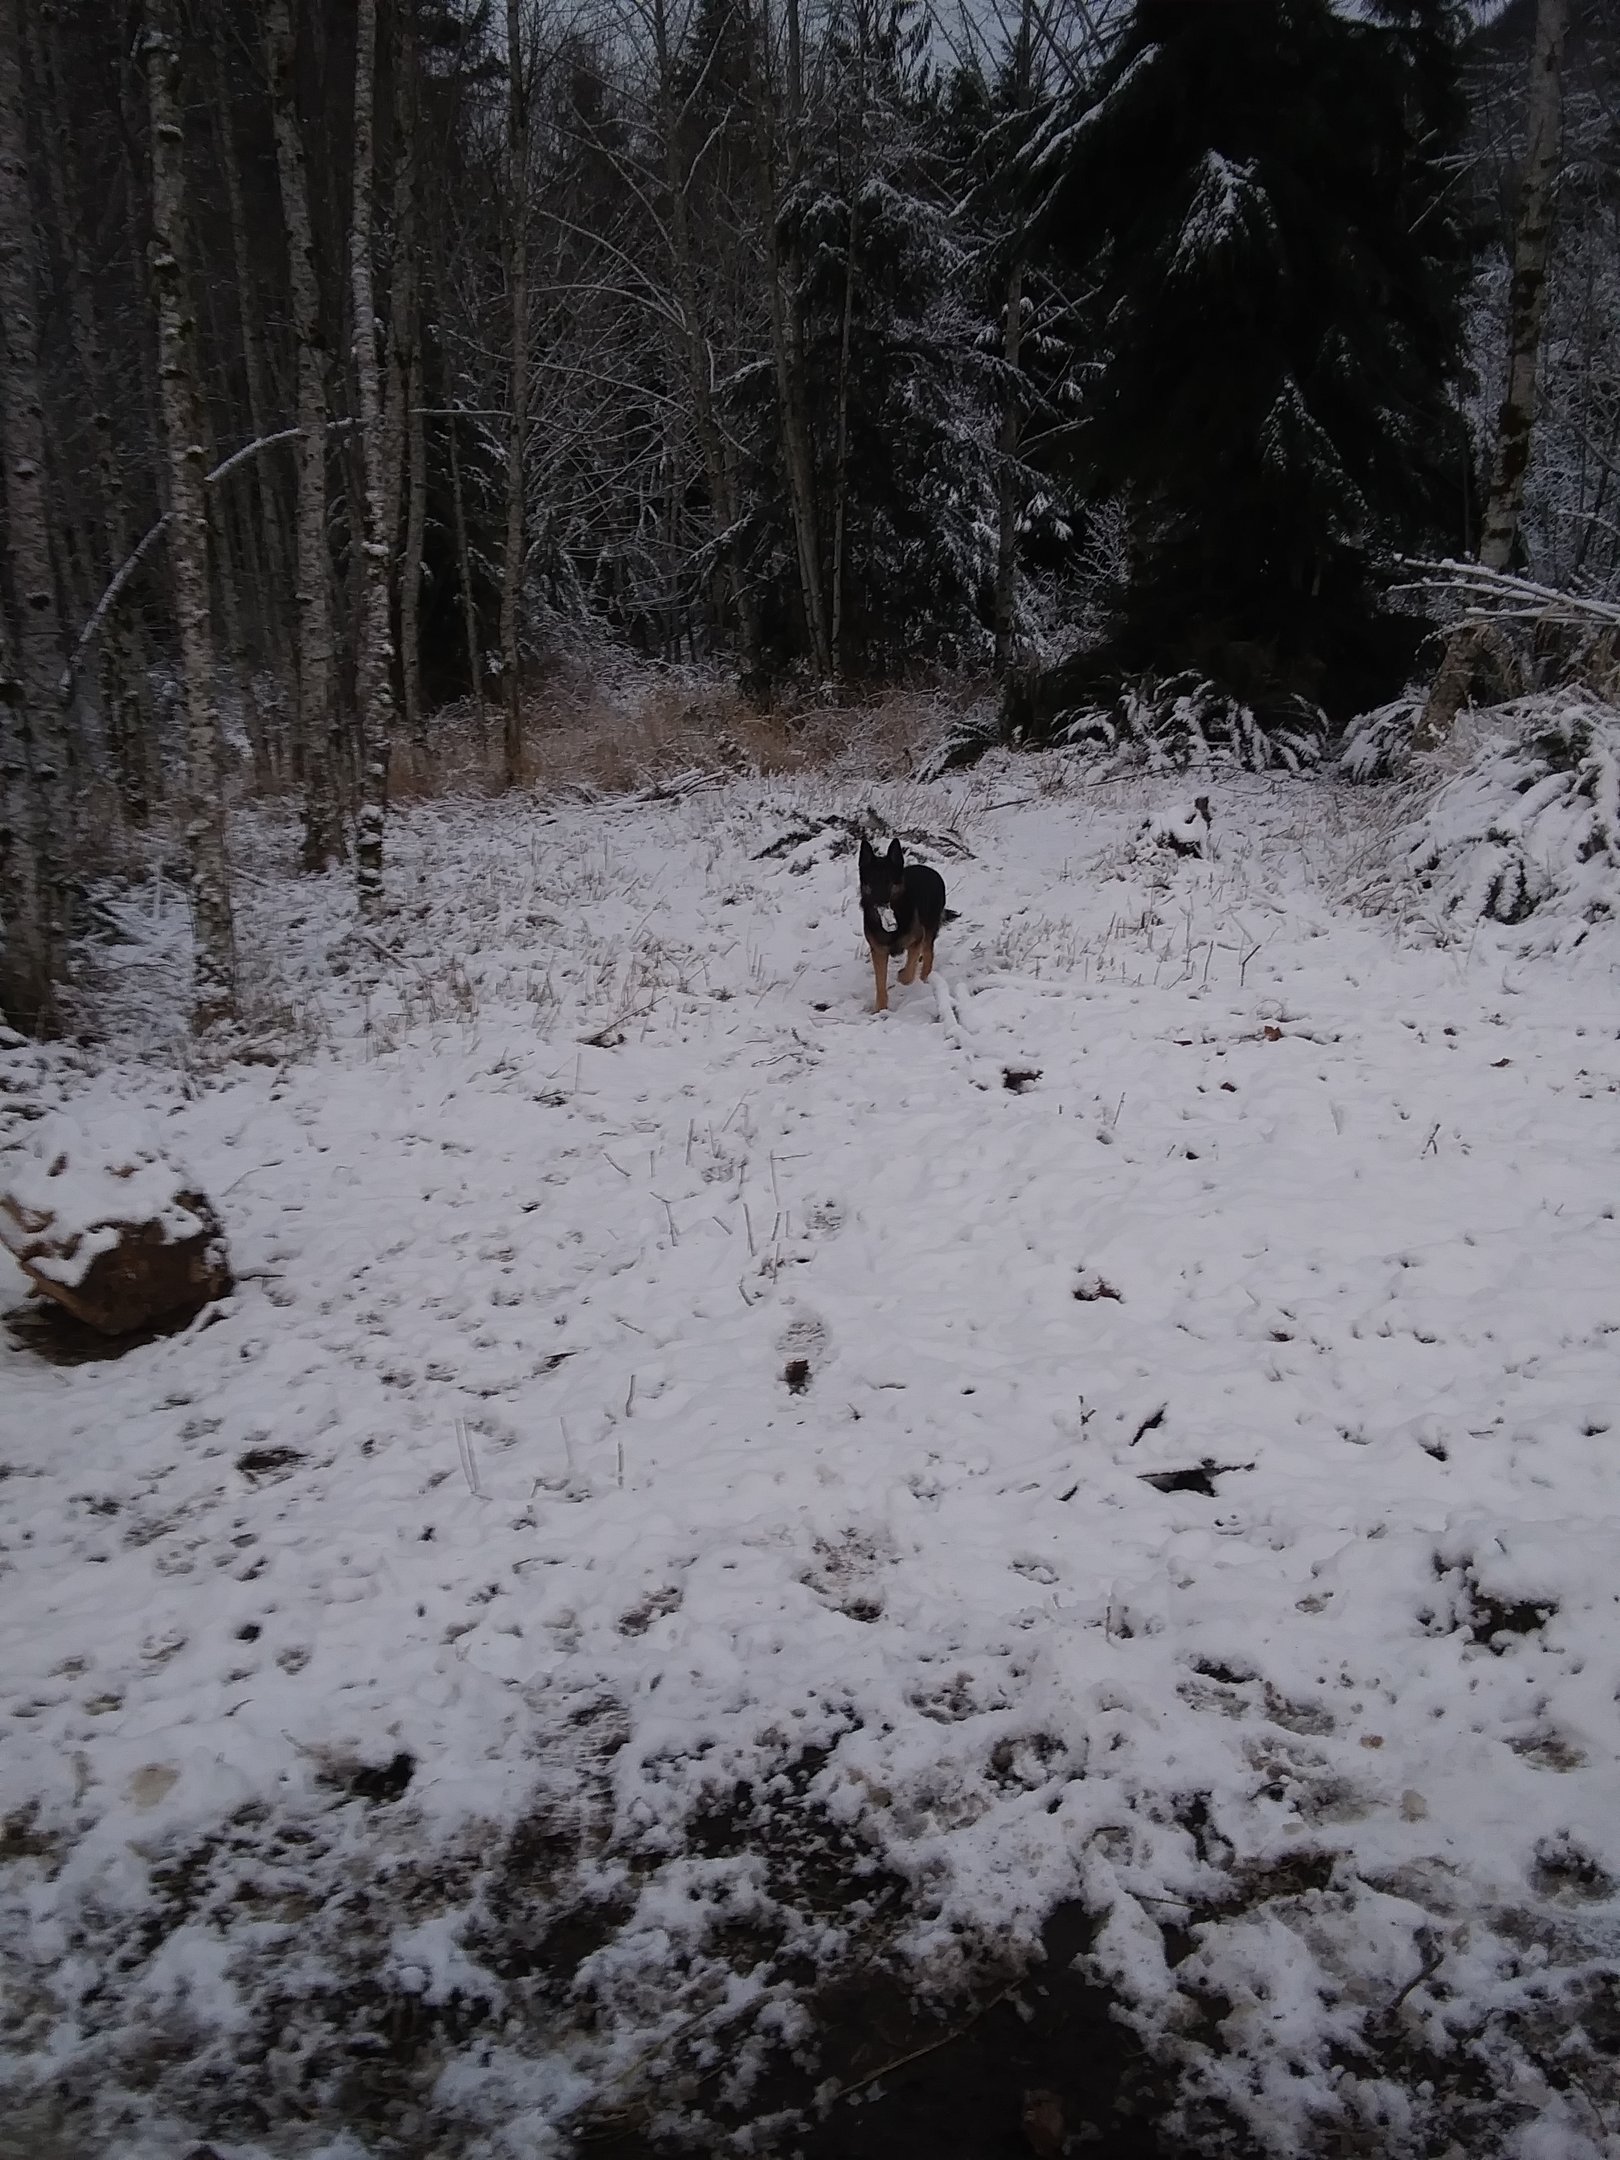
[384,675,988,801]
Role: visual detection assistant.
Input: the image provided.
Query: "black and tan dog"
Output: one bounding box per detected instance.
[858,836,947,1012]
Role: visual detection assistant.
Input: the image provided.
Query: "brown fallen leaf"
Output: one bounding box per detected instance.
[1022,2087,1065,2159]
[1263,1025,1283,1042]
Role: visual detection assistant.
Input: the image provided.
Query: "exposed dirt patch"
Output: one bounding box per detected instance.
[575,1901,1174,2160]
[1140,1461,1255,1498]
[235,1444,306,1482]
[3,1296,200,1365]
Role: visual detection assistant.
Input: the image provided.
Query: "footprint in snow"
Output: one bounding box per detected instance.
[778,1308,830,1390]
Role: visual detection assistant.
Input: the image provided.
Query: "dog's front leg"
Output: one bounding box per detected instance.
[870,941,889,1012]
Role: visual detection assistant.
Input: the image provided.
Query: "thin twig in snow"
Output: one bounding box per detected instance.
[455,1418,484,1498]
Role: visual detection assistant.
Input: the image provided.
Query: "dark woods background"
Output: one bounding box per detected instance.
[0,0,1617,1029]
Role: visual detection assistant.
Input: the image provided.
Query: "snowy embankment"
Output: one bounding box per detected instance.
[2,756,1618,2158]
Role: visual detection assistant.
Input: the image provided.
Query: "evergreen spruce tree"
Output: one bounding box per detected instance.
[1030,0,1473,720]
[792,1,995,673]
[932,39,1088,673]
[710,0,998,675]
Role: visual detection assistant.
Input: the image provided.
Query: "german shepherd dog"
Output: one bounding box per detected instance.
[858,836,947,1012]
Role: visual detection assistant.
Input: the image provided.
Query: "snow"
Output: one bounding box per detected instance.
[0,1113,217,1287]
[1167,151,1278,282]
[1143,797,1212,856]
[3,756,1619,2156]
[1402,695,1620,942]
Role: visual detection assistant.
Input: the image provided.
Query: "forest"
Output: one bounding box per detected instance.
[3,5,1620,2159]
[0,0,1616,1035]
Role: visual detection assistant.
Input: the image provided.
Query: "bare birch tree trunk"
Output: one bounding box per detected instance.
[0,0,60,1031]
[350,0,398,916]
[501,0,530,789]
[144,0,237,1031]
[1415,0,1569,754]
[267,0,342,869]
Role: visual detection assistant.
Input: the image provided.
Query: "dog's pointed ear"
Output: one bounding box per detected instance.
[885,838,904,871]
[859,837,877,869]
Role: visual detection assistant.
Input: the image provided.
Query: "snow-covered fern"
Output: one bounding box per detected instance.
[1057,671,1325,775]
[1338,695,1424,781]
[1405,695,1620,931]
[914,702,1003,779]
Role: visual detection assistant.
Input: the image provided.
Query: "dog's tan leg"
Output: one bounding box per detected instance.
[919,934,935,982]
[898,934,921,986]
[870,942,889,1012]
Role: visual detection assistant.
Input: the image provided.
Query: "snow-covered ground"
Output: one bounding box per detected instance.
[3,755,1618,2158]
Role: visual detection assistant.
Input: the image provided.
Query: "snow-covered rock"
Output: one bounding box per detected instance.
[1,1113,230,1334]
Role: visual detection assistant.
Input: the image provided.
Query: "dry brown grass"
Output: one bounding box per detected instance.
[385,672,988,801]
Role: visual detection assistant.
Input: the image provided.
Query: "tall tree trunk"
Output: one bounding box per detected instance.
[401,348,428,752]
[828,196,859,681]
[1477,0,1569,574]
[0,0,60,1032]
[383,2,418,563]
[204,436,274,794]
[1416,0,1569,753]
[651,0,761,676]
[447,401,483,715]
[993,0,1035,677]
[41,5,155,829]
[992,257,1025,675]
[350,0,397,916]
[210,12,292,685]
[501,0,530,789]
[267,0,342,869]
[144,0,237,1031]
[385,4,425,751]
[829,16,867,683]
[32,3,133,586]
[759,0,831,680]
